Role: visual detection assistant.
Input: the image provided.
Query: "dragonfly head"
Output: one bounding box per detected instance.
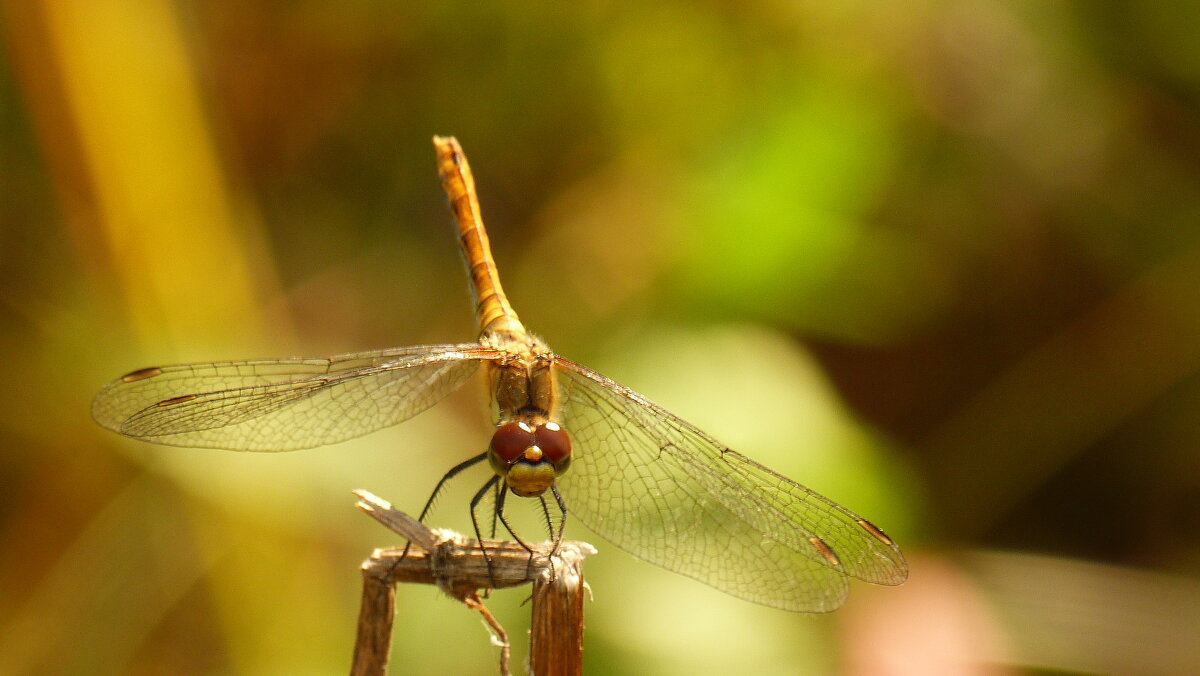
[487,419,572,497]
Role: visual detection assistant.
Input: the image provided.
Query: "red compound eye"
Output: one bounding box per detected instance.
[534,423,572,463]
[490,422,533,462]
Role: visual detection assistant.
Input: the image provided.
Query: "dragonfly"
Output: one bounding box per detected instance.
[92,136,907,612]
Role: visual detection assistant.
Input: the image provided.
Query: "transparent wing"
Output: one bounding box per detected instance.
[92,343,499,451]
[554,357,907,613]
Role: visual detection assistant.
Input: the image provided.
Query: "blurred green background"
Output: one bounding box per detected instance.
[3,1,1200,674]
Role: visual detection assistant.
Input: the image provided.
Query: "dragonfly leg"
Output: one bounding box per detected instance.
[395,451,489,570]
[536,494,553,541]
[470,474,503,588]
[530,490,569,584]
[548,485,568,556]
[494,487,559,593]
[418,451,489,522]
[493,486,538,552]
[488,480,501,539]
[493,486,555,583]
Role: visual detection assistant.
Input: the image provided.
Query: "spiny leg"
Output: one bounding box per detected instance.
[532,494,559,583]
[493,485,538,552]
[395,452,489,568]
[487,479,502,539]
[536,495,554,541]
[549,485,568,556]
[418,451,489,522]
[470,474,503,587]
[531,487,570,583]
[491,485,542,585]
[493,485,546,585]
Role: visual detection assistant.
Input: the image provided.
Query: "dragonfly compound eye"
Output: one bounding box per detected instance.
[534,422,572,463]
[490,422,533,462]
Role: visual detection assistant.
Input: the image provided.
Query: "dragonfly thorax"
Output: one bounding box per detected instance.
[487,419,572,497]
[483,331,562,422]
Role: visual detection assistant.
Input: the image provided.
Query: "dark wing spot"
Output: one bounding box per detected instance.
[157,394,198,407]
[856,519,894,546]
[808,536,841,567]
[121,367,163,382]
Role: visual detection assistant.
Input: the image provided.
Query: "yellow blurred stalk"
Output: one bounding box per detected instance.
[2,1,300,672]
[32,0,278,351]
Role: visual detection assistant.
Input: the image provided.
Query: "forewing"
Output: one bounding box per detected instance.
[553,357,907,612]
[92,344,497,451]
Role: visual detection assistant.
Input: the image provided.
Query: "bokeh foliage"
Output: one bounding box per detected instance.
[2,1,1200,674]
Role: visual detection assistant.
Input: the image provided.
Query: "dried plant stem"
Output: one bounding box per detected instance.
[530,542,590,676]
[349,490,594,676]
